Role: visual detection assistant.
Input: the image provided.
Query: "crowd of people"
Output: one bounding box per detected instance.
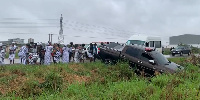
[0,41,99,65]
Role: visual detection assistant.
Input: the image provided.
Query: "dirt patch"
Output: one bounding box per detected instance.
[69,64,85,72]
[36,78,45,84]
[0,85,6,95]
[90,68,101,78]
[0,76,27,95]
[62,72,91,84]
[9,76,27,91]
[0,72,10,78]
[11,69,26,76]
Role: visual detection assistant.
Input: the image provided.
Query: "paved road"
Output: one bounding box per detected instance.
[164,54,199,58]
[1,54,197,65]
[2,59,20,65]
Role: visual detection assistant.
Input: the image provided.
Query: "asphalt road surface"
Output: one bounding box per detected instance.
[164,54,199,58]
[1,54,198,65]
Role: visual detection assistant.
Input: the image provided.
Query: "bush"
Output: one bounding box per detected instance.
[163,48,171,55]
[17,80,42,98]
[41,72,63,92]
[151,74,172,88]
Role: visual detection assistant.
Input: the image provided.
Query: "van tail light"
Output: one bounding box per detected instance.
[98,48,100,53]
[145,47,153,52]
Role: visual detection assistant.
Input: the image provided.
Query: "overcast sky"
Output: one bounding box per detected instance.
[0,0,200,45]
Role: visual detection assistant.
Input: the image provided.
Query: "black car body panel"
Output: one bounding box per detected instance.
[99,43,182,74]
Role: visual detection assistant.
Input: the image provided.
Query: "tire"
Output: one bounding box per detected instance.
[180,52,183,56]
[105,59,112,65]
[188,52,191,56]
[172,53,175,56]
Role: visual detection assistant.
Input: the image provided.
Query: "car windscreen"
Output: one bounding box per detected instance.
[127,40,145,45]
[150,51,169,65]
[175,46,184,49]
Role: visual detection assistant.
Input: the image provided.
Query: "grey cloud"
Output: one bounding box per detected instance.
[0,0,200,45]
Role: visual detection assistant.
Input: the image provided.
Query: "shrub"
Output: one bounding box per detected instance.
[41,72,63,92]
[151,74,172,88]
[17,80,42,98]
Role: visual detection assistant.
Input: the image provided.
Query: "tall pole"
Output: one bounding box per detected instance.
[58,14,64,44]
[48,34,51,42]
[51,34,53,43]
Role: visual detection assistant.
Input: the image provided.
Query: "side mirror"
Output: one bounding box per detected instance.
[149,60,155,64]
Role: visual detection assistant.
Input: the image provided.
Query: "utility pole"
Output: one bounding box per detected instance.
[58,14,64,44]
[48,34,51,42]
[48,33,53,43]
[51,34,53,43]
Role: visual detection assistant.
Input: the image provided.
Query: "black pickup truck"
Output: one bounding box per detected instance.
[98,43,183,75]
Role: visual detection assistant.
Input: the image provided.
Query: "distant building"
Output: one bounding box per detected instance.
[170,34,200,48]
[0,41,12,45]
[28,38,34,43]
[8,38,24,44]
[0,38,24,45]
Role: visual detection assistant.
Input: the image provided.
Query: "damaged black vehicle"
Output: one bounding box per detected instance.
[98,43,183,76]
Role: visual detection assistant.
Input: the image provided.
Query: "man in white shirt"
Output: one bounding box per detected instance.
[0,43,5,65]
[8,42,17,64]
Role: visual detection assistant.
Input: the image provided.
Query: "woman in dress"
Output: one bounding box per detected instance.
[9,42,17,64]
[52,44,62,64]
[18,44,29,65]
[74,47,80,63]
[62,44,70,63]
[44,42,53,65]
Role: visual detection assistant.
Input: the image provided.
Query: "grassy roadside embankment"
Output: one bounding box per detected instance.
[0,58,200,99]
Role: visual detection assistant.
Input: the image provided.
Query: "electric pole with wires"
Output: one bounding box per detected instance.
[58,14,64,44]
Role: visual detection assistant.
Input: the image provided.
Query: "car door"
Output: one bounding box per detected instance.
[184,46,189,54]
[139,52,155,64]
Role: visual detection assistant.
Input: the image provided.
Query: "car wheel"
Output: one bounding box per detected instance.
[172,53,175,56]
[105,59,112,65]
[188,52,191,56]
[180,52,183,56]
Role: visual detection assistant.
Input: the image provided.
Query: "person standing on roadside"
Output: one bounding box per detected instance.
[80,47,86,63]
[0,43,5,64]
[44,42,53,65]
[69,42,73,62]
[18,44,29,65]
[62,44,70,63]
[93,43,98,62]
[38,43,45,65]
[74,46,80,63]
[8,42,17,64]
[52,44,62,64]
[88,43,94,62]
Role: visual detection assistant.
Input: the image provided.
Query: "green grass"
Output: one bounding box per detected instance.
[163,48,171,55]
[168,57,187,65]
[0,61,200,99]
[5,52,19,59]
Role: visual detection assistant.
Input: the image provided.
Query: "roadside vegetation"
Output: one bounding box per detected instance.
[163,48,171,55]
[0,58,200,99]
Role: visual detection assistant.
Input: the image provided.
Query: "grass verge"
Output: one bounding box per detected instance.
[0,60,199,99]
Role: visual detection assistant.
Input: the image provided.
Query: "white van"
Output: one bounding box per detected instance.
[126,34,162,53]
